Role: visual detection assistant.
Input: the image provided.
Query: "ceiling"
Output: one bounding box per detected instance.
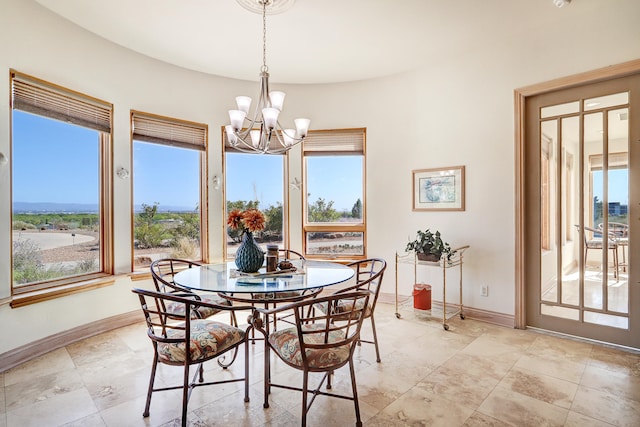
[34,0,581,84]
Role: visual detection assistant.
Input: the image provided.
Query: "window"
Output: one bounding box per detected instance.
[131,111,208,269]
[10,70,113,294]
[303,128,366,259]
[224,137,286,259]
[541,133,552,251]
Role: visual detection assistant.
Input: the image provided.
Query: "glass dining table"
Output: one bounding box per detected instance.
[173,259,355,301]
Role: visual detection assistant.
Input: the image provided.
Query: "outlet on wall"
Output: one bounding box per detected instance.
[481,285,489,297]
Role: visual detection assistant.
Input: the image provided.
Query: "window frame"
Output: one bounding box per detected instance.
[130,110,209,271]
[222,127,290,260]
[302,128,367,261]
[9,70,114,299]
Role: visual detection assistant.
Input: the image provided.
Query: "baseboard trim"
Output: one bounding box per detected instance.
[379,292,515,328]
[0,310,143,373]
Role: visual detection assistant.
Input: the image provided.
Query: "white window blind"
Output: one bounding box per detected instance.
[11,70,112,133]
[132,111,206,151]
[303,128,365,156]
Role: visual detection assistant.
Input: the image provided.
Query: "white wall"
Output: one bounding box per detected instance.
[1,0,639,356]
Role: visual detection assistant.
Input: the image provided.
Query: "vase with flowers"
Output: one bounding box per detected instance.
[227,208,267,273]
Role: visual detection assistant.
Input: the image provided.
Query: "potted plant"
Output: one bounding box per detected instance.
[405,229,455,262]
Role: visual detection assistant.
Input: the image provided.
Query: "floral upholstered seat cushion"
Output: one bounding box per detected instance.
[157,320,244,365]
[268,323,351,370]
[314,297,372,319]
[166,294,231,319]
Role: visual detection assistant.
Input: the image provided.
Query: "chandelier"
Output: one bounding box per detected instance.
[225,0,310,154]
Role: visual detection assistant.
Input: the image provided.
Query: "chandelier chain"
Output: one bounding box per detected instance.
[262,1,268,73]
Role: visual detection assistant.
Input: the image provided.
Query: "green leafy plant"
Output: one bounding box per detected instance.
[405,229,455,261]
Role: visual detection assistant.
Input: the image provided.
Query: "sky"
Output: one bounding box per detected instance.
[12,111,362,212]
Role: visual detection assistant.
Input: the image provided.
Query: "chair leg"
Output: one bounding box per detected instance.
[369,315,381,363]
[143,353,159,417]
[302,370,309,427]
[181,360,190,427]
[349,360,363,427]
[244,339,250,402]
[263,341,270,408]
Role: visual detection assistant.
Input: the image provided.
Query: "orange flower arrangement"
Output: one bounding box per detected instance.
[227,208,266,234]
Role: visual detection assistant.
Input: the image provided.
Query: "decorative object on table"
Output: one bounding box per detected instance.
[228,208,267,273]
[412,165,465,211]
[266,244,279,272]
[405,229,455,262]
[277,260,293,270]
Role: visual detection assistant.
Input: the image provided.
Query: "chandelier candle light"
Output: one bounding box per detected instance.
[226,0,310,154]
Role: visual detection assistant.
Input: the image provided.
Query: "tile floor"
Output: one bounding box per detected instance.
[1,299,639,426]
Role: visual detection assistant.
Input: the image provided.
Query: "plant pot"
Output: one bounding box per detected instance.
[417,253,440,262]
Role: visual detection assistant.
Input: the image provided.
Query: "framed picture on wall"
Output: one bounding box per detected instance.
[412,165,465,211]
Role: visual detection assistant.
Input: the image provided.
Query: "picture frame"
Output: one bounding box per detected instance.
[412,165,465,211]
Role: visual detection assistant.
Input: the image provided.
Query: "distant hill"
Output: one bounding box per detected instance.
[13,202,99,213]
[13,202,197,213]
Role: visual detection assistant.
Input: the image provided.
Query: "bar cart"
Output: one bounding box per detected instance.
[395,245,470,330]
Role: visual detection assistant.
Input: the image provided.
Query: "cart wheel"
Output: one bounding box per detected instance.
[395,313,402,319]
[460,313,465,320]
[443,324,449,331]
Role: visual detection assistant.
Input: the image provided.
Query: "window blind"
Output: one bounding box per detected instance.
[132,111,206,151]
[303,128,365,156]
[11,70,112,133]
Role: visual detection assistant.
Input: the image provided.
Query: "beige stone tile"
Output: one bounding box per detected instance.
[66,331,134,367]
[366,386,475,427]
[588,345,640,377]
[581,364,640,403]
[416,353,504,409]
[515,354,586,384]
[527,334,594,365]
[564,410,616,427]
[113,322,150,353]
[193,384,287,427]
[478,386,568,426]
[77,350,152,412]
[571,385,640,427]
[60,413,107,427]
[4,369,85,412]
[6,388,98,427]
[461,335,525,364]
[498,366,578,409]
[99,390,183,427]
[462,411,512,427]
[3,348,75,387]
[348,359,423,411]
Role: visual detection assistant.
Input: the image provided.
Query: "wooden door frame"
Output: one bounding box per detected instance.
[514,58,640,329]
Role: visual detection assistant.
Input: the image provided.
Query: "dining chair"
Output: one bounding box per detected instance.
[250,290,371,427]
[598,222,629,272]
[131,287,254,427]
[150,258,234,321]
[315,258,387,362]
[576,225,619,279]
